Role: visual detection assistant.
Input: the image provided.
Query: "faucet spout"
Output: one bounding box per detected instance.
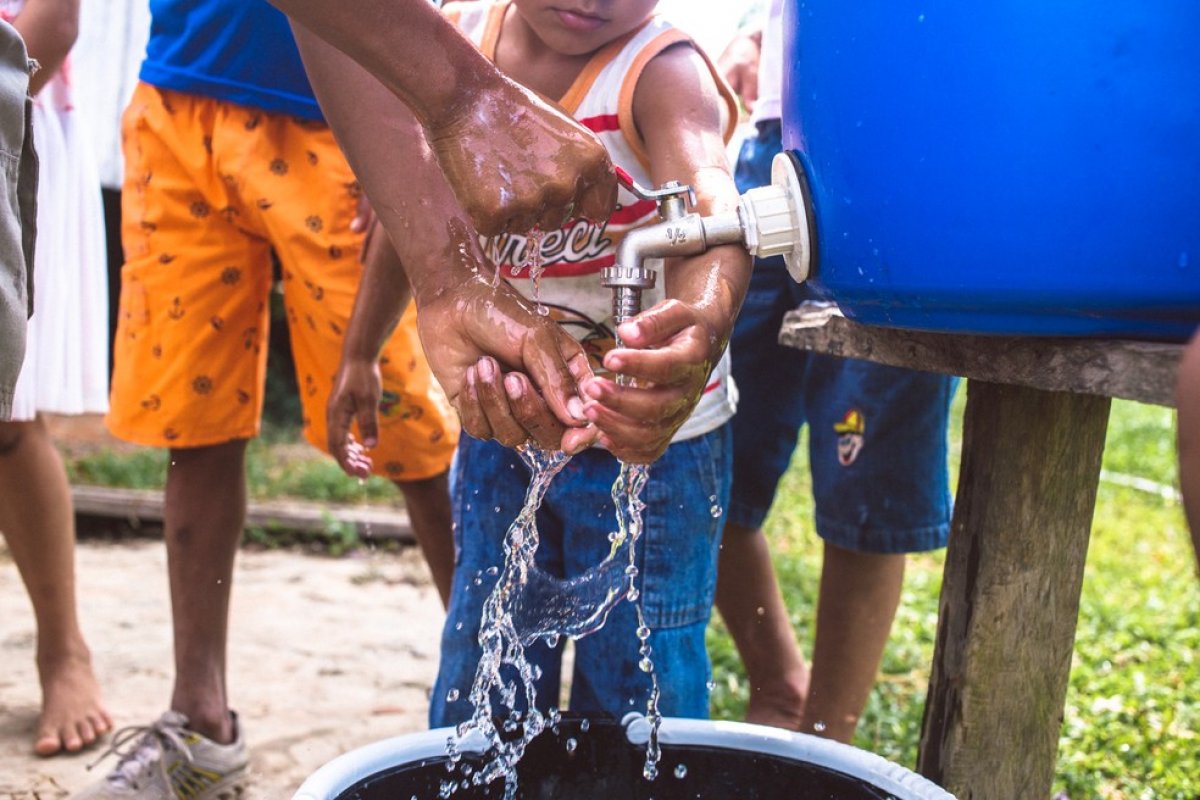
[601,153,814,325]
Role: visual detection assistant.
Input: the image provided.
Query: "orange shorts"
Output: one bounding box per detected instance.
[108,83,458,480]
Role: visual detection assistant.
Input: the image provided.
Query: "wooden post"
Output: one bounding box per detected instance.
[917,381,1111,798]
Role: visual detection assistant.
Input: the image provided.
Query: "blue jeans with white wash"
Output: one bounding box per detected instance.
[430,425,732,727]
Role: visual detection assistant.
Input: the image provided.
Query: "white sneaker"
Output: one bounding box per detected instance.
[76,710,248,799]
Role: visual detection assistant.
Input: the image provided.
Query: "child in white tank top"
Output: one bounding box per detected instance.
[335,0,753,726]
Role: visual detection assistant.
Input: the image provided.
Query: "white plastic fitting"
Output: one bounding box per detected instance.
[737,152,814,283]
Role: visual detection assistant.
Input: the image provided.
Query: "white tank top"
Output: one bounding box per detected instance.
[447,0,740,442]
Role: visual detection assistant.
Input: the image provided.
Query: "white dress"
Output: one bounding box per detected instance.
[5,0,109,420]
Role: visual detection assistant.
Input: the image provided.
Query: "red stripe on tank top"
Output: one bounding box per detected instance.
[579,113,621,133]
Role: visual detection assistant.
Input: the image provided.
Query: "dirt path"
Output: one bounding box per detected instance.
[0,539,444,798]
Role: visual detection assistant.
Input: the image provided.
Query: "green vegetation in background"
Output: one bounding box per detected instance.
[707,391,1199,798]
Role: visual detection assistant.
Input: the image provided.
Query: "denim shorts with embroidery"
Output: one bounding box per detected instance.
[431,425,731,726]
[729,120,956,554]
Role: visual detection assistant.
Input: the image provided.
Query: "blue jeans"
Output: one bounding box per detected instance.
[729,121,956,553]
[431,426,731,726]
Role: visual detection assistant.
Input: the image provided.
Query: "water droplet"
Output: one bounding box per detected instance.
[565,737,578,753]
[625,564,638,576]
[813,720,827,733]
[544,633,560,648]
[709,503,722,518]
[643,764,659,781]
[473,577,482,586]
[636,625,651,641]
[493,506,501,513]
[626,587,640,602]
[446,688,460,702]
[580,719,591,732]
[439,780,454,798]
[706,680,716,691]
[674,764,688,779]
[455,621,463,631]
[639,657,654,672]
[917,12,926,22]
[485,566,499,576]
[755,606,765,616]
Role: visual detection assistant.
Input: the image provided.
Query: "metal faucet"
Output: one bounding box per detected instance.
[601,156,814,327]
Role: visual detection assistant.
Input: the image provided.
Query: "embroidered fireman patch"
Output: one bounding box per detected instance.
[834,408,866,466]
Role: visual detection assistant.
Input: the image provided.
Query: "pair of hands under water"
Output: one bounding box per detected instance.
[327,84,727,473]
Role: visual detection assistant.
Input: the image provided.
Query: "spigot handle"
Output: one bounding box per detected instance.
[614,166,697,209]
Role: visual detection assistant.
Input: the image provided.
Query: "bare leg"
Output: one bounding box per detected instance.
[393,470,453,607]
[715,522,809,729]
[1177,331,1200,573]
[0,416,112,756]
[165,440,247,744]
[803,541,905,743]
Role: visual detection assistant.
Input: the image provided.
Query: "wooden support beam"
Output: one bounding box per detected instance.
[780,305,1182,408]
[71,484,414,543]
[917,381,1111,798]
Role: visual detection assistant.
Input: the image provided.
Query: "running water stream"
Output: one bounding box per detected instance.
[441,447,662,798]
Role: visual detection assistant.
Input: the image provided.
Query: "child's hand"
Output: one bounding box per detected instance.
[327,355,382,479]
[428,80,618,237]
[581,299,727,464]
[458,356,598,454]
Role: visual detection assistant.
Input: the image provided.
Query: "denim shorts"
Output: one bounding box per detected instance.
[430,426,731,727]
[729,121,956,554]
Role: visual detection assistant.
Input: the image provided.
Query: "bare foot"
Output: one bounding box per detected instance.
[35,649,113,756]
[745,668,809,731]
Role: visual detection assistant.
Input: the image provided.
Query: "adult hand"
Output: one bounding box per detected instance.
[416,271,595,441]
[427,79,619,237]
[718,29,762,115]
[457,356,598,454]
[581,299,728,464]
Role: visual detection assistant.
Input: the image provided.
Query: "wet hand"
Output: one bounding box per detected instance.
[581,299,725,464]
[415,273,596,442]
[458,357,598,453]
[427,80,618,237]
[327,355,383,479]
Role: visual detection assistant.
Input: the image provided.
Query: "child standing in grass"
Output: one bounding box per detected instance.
[330,0,750,722]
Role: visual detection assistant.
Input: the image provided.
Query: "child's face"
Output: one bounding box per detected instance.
[513,0,659,56]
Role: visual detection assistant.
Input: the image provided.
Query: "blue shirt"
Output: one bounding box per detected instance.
[140,0,322,121]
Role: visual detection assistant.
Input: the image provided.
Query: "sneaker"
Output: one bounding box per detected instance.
[75,710,248,799]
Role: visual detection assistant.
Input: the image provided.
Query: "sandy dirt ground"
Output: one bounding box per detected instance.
[0,538,445,798]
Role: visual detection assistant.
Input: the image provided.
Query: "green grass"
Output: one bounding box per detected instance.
[707,390,1200,798]
[66,435,397,504]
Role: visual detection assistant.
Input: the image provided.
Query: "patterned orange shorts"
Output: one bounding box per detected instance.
[108,83,458,480]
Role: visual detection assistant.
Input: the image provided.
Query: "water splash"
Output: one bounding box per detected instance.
[443,442,666,795]
[524,227,548,314]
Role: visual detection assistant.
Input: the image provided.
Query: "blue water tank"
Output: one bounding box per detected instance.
[783,1,1200,340]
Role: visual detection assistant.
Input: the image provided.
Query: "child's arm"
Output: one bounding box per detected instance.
[581,44,752,464]
[9,0,79,95]
[326,220,410,478]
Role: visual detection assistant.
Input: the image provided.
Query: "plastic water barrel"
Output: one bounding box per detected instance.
[783,1,1200,340]
[293,715,955,799]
